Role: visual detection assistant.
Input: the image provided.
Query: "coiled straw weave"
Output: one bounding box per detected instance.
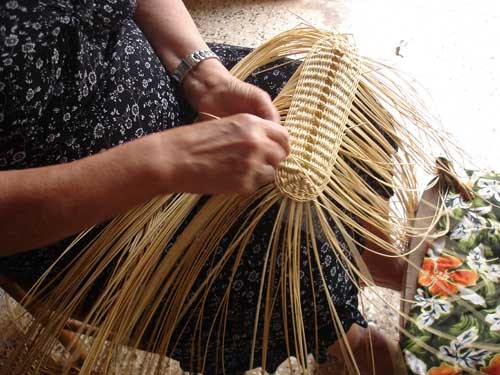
[276,35,360,201]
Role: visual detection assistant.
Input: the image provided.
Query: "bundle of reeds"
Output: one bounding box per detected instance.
[4,25,493,375]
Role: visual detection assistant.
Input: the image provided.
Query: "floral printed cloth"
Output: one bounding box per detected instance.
[402,171,500,374]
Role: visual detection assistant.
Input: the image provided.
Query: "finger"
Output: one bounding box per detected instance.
[248,86,280,123]
[263,139,288,169]
[262,120,290,156]
[255,164,276,187]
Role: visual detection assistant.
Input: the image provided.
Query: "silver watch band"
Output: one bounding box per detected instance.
[172,50,220,83]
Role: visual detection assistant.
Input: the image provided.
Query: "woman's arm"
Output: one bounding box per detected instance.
[134,0,212,74]
[0,133,162,256]
[134,0,280,122]
[0,114,289,256]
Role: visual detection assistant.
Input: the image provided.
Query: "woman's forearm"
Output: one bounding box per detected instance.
[134,0,217,73]
[0,134,165,256]
[133,0,281,122]
[0,114,289,257]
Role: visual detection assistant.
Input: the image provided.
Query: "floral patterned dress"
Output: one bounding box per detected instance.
[402,171,500,375]
[0,1,393,373]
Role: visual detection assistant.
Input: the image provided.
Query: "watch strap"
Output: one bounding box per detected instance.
[172,50,220,83]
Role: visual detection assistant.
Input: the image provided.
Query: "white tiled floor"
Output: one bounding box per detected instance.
[347,0,499,170]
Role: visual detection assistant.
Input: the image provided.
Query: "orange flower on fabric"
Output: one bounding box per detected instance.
[427,363,462,375]
[481,354,500,375]
[418,255,479,296]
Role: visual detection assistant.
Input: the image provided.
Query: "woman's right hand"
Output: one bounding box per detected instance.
[155,113,290,194]
[0,113,288,255]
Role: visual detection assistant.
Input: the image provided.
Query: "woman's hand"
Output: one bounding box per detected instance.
[182,59,281,123]
[0,113,288,255]
[157,113,289,194]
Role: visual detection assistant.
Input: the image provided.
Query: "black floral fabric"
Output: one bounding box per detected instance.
[0,1,372,373]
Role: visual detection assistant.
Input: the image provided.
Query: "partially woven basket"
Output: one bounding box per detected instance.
[6,26,488,375]
[274,34,360,202]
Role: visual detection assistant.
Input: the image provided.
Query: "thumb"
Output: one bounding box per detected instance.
[246,84,281,124]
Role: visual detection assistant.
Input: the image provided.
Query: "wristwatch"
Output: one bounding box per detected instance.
[172,50,220,84]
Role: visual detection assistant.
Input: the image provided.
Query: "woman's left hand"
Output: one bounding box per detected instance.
[181,58,281,123]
